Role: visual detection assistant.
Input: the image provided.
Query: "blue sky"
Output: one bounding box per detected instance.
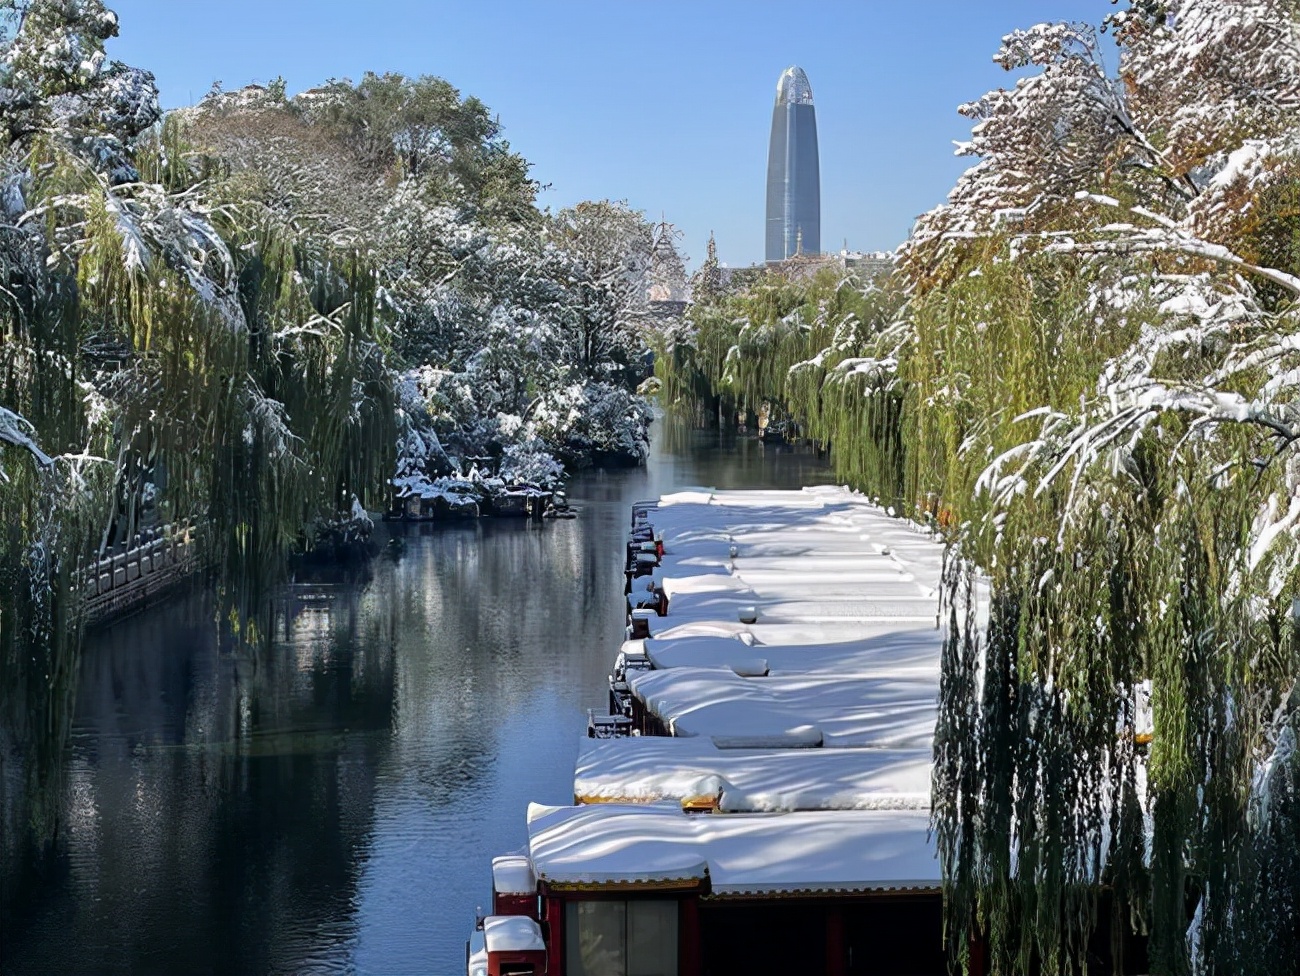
[107,0,1110,268]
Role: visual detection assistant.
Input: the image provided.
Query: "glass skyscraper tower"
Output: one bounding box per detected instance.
[765,66,820,262]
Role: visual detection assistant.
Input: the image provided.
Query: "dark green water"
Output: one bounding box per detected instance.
[0,422,831,975]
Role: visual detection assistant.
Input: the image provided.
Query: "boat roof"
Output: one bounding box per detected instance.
[574,736,932,811]
[497,487,953,906]
[639,631,942,676]
[482,915,545,953]
[492,854,536,895]
[527,802,940,896]
[645,492,944,642]
[467,930,487,976]
[628,665,938,749]
[632,488,944,750]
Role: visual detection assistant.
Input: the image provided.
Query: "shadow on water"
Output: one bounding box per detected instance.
[0,418,832,976]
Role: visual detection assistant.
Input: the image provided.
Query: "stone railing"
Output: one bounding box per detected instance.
[78,520,208,625]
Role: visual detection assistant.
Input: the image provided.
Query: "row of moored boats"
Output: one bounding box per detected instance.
[467,486,956,976]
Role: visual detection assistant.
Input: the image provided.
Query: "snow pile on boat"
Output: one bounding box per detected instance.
[574,737,932,811]
[527,802,940,895]
[626,487,945,752]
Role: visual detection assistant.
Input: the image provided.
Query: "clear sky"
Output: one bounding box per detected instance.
[106,0,1110,269]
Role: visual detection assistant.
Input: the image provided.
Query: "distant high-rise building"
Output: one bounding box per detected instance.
[765,66,820,263]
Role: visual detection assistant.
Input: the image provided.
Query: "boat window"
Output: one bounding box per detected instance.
[565,899,679,976]
[627,900,677,976]
[567,901,625,976]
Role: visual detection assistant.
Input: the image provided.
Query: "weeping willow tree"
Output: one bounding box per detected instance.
[35,142,395,632]
[656,270,803,421]
[924,255,1300,975]
[0,0,397,731]
[938,362,1300,974]
[920,5,1300,975]
[0,220,112,858]
[899,246,1142,539]
[656,264,911,500]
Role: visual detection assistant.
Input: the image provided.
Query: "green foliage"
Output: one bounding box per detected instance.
[0,5,397,692]
[656,264,910,502]
[1,0,119,98]
[547,199,658,385]
[690,232,722,305]
[919,5,1300,971]
[2,3,668,683]
[306,71,538,221]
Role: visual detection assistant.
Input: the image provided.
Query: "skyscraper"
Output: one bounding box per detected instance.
[765,66,820,263]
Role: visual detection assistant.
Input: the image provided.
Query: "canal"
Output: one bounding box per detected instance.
[0,419,831,975]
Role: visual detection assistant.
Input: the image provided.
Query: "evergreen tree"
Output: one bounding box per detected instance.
[690,231,722,305]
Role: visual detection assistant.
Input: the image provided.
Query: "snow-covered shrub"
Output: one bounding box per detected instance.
[497,439,564,488]
[532,381,652,465]
[393,366,453,487]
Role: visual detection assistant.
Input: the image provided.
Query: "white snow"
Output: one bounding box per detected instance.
[630,488,944,748]
[527,802,939,894]
[629,666,939,749]
[642,632,942,675]
[0,406,56,471]
[574,737,933,811]
[481,915,545,953]
[490,488,947,914]
[491,855,536,895]
[467,930,487,976]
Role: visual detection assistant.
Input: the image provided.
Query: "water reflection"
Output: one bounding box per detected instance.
[1,423,830,975]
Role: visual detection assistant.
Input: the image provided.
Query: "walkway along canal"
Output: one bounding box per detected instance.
[0,419,830,976]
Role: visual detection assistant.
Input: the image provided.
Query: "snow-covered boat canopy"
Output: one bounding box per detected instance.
[527,802,940,895]
[574,736,932,811]
[643,489,943,642]
[491,854,536,895]
[629,665,939,749]
[482,914,546,952]
[467,929,487,976]
[628,487,945,750]
[638,631,942,675]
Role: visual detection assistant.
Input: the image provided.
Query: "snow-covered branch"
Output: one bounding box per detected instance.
[0,406,54,474]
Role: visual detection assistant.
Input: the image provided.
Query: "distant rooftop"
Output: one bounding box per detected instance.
[775,65,813,106]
